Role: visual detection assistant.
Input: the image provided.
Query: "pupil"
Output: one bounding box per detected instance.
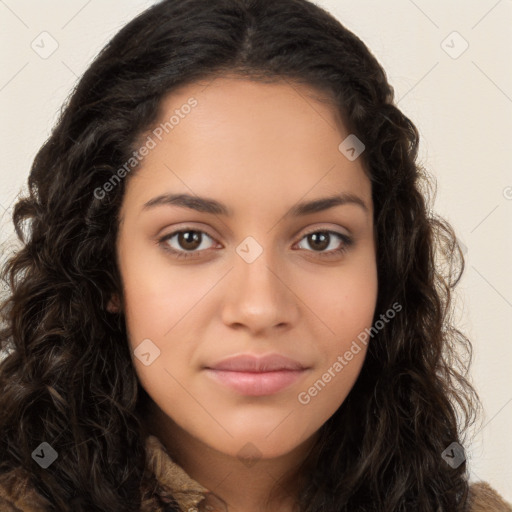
[310,232,329,251]
[179,231,201,250]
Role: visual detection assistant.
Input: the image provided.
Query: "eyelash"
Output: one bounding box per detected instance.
[158,227,354,260]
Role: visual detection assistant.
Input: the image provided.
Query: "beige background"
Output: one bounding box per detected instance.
[0,0,511,501]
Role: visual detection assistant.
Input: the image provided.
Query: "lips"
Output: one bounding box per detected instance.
[207,353,307,372]
[204,353,310,396]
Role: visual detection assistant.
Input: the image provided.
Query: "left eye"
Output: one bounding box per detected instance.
[159,228,352,259]
[295,230,350,254]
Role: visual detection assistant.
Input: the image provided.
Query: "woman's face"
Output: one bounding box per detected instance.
[114,77,378,460]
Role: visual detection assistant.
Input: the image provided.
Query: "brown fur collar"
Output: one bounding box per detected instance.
[0,435,510,511]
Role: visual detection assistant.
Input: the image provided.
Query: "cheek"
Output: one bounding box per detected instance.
[303,255,378,340]
[119,245,206,347]
[118,254,210,404]
[297,257,377,408]
[294,274,376,428]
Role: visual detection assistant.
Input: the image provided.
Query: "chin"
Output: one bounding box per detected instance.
[204,427,315,462]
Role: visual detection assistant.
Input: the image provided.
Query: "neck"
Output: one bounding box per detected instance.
[144,402,318,512]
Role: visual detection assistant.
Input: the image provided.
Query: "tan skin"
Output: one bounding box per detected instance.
[111,76,378,512]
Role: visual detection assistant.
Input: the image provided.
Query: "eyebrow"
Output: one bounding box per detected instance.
[142,192,369,217]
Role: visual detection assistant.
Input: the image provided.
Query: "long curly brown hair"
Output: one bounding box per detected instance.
[0,0,480,510]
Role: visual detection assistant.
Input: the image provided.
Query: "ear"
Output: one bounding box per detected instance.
[106,293,121,313]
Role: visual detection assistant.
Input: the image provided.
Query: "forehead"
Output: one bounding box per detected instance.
[122,76,372,217]
[151,76,347,153]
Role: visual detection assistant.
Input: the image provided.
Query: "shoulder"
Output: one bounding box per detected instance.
[0,467,51,511]
[1,466,510,512]
[468,481,512,512]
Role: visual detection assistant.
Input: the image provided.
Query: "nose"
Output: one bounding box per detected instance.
[220,247,299,336]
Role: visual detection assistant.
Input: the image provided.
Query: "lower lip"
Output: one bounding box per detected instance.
[204,369,307,396]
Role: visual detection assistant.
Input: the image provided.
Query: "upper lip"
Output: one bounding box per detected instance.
[205,353,307,372]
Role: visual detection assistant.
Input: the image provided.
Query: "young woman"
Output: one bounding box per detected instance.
[0,0,510,510]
